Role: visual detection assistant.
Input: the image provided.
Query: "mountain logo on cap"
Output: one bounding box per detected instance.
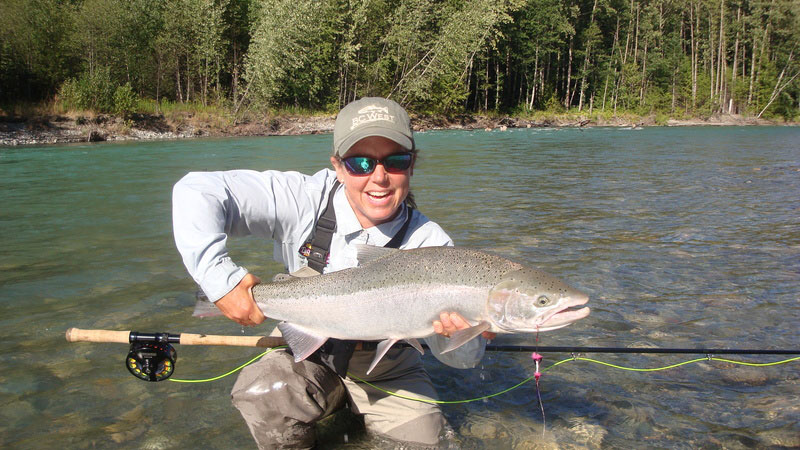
[351,105,395,130]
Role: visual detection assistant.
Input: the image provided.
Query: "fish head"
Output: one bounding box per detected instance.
[487,267,590,333]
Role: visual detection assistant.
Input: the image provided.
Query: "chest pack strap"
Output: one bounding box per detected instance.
[299,181,341,274]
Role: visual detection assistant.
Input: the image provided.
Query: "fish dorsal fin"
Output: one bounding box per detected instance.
[273,266,321,283]
[440,321,491,354]
[367,338,399,374]
[290,266,322,278]
[404,338,425,355]
[354,244,399,266]
[277,322,328,362]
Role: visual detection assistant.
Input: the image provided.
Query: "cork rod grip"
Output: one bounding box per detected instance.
[66,328,286,348]
[65,328,131,344]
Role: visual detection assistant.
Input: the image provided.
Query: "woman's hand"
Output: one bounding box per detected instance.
[214,273,266,326]
[433,312,496,340]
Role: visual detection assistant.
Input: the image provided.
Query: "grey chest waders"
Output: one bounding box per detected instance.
[296,181,414,376]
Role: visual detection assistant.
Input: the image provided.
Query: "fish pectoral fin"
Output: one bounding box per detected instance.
[277,322,328,362]
[367,339,399,375]
[441,321,491,354]
[404,338,425,355]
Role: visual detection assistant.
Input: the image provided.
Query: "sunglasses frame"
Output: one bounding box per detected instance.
[340,152,414,176]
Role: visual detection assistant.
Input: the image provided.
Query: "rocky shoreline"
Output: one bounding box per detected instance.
[0,112,790,146]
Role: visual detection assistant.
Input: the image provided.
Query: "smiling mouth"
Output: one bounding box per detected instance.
[367,191,390,199]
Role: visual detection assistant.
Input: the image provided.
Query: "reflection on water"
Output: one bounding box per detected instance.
[1,127,798,448]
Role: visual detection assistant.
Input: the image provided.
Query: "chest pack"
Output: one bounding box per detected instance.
[296,180,414,376]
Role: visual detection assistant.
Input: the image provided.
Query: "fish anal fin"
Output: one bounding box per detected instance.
[441,321,491,354]
[277,322,328,362]
[367,338,399,374]
[404,338,425,355]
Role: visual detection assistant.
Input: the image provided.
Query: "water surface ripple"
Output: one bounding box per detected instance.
[1,127,798,448]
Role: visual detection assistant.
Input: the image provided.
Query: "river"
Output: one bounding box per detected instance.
[1,126,798,448]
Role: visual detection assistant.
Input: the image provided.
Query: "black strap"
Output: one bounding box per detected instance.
[385,207,414,249]
[299,181,341,274]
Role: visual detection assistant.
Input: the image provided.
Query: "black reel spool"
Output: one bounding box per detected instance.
[126,333,178,382]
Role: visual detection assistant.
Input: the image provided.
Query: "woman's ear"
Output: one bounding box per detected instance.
[330,156,345,183]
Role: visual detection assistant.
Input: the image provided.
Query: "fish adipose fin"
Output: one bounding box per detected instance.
[441,321,491,354]
[277,322,328,362]
[354,244,400,266]
[405,338,425,355]
[367,338,399,374]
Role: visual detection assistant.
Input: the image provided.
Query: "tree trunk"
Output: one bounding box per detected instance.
[709,12,715,104]
[579,0,599,112]
[690,0,698,109]
[717,0,725,112]
[634,2,640,63]
[564,36,574,108]
[529,46,539,110]
[640,39,648,102]
[757,51,798,118]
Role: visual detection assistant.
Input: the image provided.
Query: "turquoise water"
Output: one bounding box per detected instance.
[1,127,798,448]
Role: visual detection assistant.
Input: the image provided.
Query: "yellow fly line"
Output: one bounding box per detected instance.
[167,347,799,404]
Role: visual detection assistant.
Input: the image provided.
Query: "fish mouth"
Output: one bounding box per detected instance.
[532,293,590,332]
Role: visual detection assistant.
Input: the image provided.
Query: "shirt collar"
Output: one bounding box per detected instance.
[333,186,409,246]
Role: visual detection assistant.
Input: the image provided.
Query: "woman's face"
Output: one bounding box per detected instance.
[331,136,414,229]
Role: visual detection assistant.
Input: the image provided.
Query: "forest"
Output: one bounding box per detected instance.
[1,0,798,120]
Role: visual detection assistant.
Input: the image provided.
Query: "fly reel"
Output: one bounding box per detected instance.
[125,332,178,382]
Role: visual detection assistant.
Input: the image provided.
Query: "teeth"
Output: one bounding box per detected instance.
[368,192,389,197]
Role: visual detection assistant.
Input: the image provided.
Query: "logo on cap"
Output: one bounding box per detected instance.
[351,105,395,130]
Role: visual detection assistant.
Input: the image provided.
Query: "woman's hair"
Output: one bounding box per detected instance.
[405,148,419,209]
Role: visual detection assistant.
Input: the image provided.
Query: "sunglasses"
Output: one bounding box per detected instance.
[341,152,414,176]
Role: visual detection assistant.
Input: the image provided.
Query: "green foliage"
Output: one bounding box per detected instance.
[113,83,139,118]
[57,68,117,113]
[1,0,797,120]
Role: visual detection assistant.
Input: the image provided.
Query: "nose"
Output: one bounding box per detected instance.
[370,162,389,183]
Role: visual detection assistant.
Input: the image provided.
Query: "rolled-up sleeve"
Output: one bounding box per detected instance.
[172,169,329,301]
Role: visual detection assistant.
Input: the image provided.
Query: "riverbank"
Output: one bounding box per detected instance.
[0,111,791,146]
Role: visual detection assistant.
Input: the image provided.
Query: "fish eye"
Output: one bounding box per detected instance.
[536,295,550,306]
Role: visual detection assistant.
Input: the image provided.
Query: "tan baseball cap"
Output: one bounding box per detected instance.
[333,97,414,156]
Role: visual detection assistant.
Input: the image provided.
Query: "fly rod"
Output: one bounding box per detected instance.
[66,328,799,381]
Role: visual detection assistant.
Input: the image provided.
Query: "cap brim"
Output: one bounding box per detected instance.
[336,126,413,156]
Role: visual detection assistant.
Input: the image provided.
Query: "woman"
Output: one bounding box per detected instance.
[172,97,492,448]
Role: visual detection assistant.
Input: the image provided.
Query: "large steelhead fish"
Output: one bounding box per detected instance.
[252,245,590,374]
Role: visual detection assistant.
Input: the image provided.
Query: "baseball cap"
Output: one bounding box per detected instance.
[333,97,414,157]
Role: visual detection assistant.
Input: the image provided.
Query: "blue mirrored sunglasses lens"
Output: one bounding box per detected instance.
[383,154,413,171]
[344,157,375,174]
